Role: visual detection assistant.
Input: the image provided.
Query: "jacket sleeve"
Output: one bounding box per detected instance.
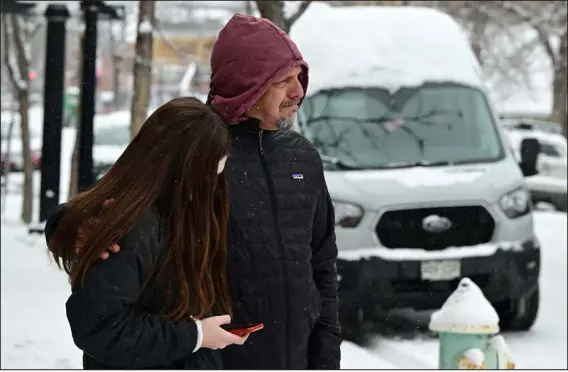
[65,220,200,368]
[308,161,342,369]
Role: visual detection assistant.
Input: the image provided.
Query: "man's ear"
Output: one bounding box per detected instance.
[245,103,263,121]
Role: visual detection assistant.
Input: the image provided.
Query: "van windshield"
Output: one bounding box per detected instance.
[298,83,505,170]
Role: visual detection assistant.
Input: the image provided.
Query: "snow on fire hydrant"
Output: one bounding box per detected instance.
[428,278,516,370]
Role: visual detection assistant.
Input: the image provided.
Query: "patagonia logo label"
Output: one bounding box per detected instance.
[292,173,304,180]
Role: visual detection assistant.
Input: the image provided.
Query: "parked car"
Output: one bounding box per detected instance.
[505,128,567,211]
[292,3,542,343]
[500,117,564,135]
[1,107,43,172]
[93,111,131,179]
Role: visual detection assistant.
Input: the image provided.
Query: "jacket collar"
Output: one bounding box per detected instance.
[228,117,262,134]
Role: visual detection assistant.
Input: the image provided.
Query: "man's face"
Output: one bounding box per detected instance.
[248,66,304,131]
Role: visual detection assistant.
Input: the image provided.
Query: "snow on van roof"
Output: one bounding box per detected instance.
[290,2,483,97]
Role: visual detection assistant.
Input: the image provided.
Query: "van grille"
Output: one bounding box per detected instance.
[376,206,495,250]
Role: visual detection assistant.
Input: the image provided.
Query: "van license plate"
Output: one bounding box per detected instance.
[421,260,461,281]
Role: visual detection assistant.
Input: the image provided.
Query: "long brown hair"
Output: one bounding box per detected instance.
[48,97,232,321]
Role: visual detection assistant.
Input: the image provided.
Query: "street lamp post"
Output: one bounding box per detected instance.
[38,4,70,223]
[77,0,125,193]
[76,1,99,193]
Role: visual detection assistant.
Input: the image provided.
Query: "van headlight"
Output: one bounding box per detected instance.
[499,187,531,218]
[332,200,364,228]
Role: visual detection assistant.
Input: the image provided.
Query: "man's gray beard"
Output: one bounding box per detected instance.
[276,117,294,132]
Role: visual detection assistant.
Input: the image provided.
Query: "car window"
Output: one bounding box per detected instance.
[539,142,561,157]
[94,126,130,146]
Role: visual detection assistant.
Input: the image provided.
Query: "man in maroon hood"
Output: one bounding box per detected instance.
[207,14,342,369]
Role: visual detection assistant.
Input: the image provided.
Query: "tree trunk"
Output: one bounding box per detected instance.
[112,55,122,110]
[130,0,155,138]
[470,15,487,65]
[255,1,312,34]
[551,30,567,137]
[245,1,255,15]
[109,24,122,111]
[68,101,81,200]
[255,1,286,31]
[17,89,33,223]
[68,33,84,200]
[4,14,34,223]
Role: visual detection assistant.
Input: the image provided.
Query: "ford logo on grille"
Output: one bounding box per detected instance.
[421,214,453,233]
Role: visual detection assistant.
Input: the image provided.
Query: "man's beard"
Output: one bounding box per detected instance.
[276,117,294,132]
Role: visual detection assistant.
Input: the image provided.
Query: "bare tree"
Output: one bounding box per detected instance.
[109,19,128,111]
[495,1,567,135]
[435,1,567,131]
[245,1,256,15]
[254,1,312,34]
[130,0,155,138]
[1,14,41,223]
[435,2,533,98]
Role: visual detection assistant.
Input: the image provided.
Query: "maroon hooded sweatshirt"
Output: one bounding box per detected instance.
[207,14,341,371]
[208,14,309,125]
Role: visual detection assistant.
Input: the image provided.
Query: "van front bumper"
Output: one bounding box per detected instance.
[337,238,540,312]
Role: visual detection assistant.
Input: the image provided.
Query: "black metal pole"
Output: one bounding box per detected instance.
[38,4,69,223]
[77,1,99,192]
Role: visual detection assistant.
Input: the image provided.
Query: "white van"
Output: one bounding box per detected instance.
[291,3,542,343]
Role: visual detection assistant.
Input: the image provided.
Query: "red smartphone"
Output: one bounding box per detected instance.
[221,322,264,337]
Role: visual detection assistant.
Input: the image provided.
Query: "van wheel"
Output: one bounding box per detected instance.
[340,307,371,346]
[496,286,540,331]
[554,198,567,212]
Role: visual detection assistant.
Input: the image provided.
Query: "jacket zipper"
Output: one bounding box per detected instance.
[258,129,291,368]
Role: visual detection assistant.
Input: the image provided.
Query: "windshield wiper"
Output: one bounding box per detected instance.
[383,160,457,168]
[320,155,362,170]
[411,160,454,167]
[357,160,454,170]
[320,157,455,171]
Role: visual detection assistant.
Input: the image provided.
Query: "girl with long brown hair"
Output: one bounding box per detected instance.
[47,97,247,369]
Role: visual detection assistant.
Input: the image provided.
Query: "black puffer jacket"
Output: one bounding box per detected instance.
[221,118,342,370]
[45,208,223,369]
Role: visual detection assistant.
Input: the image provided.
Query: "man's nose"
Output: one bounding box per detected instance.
[289,77,304,100]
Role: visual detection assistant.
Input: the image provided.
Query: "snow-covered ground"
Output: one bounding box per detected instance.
[1,175,566,368]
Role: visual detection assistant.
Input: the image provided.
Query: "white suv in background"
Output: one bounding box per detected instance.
[505,128,567,211]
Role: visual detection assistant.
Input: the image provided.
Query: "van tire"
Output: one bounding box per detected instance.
[340,307,371,346]
[496,285,540,331]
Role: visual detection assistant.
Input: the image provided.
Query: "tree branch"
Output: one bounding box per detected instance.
[1,15,17,88]
[153,17,193,63]
[11,15,31,80]
[496,1,558,67]
[27,18,42,39]
[1,15,27,92]
[286,1,312,30]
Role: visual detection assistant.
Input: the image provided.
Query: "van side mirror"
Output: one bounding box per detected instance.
[519,137,540,177]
